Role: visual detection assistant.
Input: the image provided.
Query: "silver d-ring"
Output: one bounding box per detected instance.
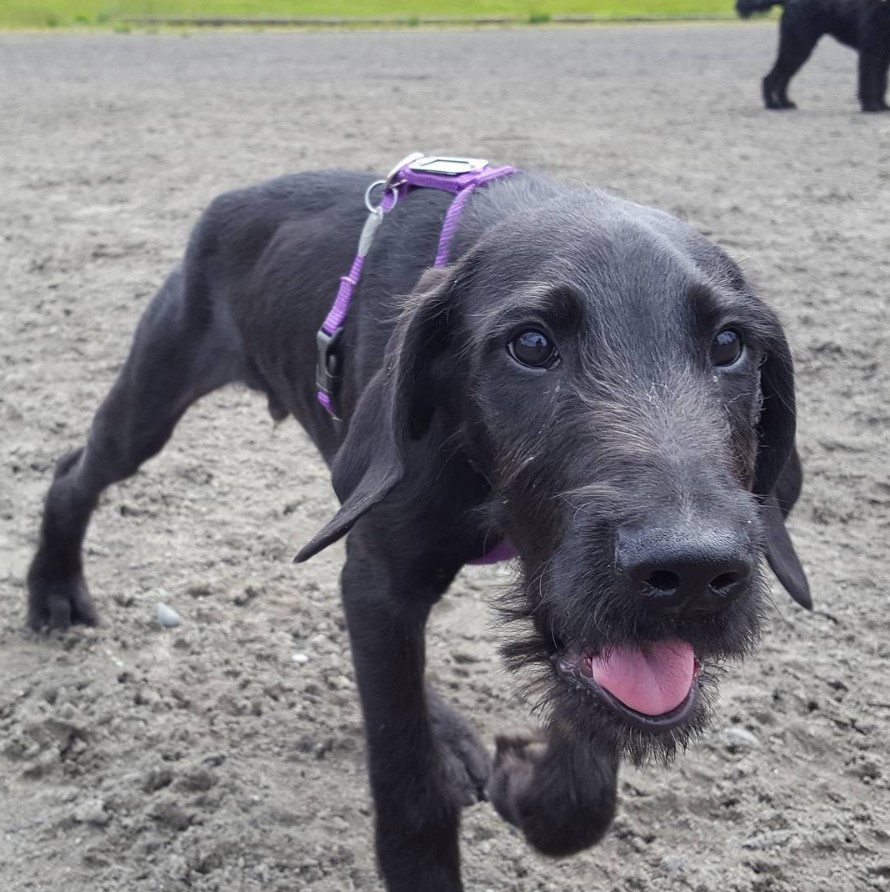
[383,151,425,188]
[364,179,387,213]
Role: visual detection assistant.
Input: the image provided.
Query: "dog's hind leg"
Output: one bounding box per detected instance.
[27,266,245,630]
[763,13,820,109]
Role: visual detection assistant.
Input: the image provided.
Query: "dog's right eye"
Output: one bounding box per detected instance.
[508,330,558,369]
[711,329,744,367]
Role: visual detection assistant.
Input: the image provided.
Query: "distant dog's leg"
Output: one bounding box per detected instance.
[489,727,618,856]
[859,44,890,112]
[763,14,819,109]
[340,545,482,892]
[27,268,244,630]
[879,54,890,111]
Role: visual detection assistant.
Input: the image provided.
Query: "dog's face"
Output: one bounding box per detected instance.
[300,190,804,763]
[445,197,788,761]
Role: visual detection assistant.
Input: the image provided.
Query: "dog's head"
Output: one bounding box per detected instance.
[298,187,809,763]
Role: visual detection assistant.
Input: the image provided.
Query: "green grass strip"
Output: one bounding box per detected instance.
[1,0,743,30]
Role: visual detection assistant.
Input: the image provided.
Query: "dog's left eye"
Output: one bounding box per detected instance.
[508,330,559,368]
[711,329,744,367]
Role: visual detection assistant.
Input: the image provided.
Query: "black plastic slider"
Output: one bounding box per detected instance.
[315,326,344,419]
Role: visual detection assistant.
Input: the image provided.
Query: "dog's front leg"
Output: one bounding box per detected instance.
[340,542,473,892]
[489,726,619,857]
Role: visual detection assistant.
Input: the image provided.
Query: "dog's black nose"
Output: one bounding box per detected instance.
[616,525,753,615]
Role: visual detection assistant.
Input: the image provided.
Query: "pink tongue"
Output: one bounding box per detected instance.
[590,640,695,716]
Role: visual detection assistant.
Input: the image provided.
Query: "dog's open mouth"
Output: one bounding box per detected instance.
[557,639,702,731]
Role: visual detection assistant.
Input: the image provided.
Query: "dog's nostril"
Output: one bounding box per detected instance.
[647,570,680,592]
[710,571,740,593]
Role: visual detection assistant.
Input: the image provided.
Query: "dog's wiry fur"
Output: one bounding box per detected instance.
[738,0,890,111]
[27,169,810,891]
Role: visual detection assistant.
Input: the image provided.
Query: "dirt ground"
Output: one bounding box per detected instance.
[1,23,888,892]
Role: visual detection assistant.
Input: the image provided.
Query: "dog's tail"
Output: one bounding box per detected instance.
[735,0,783,18]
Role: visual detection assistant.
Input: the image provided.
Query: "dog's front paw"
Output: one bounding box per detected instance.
[27,560,98,631]
[488,730,547,824]
[428,689,490,808]
[489,728,618,857]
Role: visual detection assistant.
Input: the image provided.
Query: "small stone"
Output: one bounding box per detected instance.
[152,801,191,831]
[660,855,686,874]
[723,726,760,752]
[292,653,309,665]
[743,829,795,850]
[233,585,261,606]
[166,854,190,880]
[451,650,480,665]
[74,798,110,827]
[156,602,182,628]
[174,767,216,793]
[326,674,352,690]
[143,765,174,792]
[82,847,111,868]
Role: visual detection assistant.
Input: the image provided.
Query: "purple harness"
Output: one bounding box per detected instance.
[315,153,516,419]
[315,153,518,566]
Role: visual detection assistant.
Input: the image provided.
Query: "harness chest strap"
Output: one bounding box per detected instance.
[316,153,516,418]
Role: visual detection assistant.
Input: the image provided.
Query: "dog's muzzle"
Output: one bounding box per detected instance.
[548,521,758,734]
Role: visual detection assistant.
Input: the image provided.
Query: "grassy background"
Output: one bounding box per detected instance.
[0,0,740,29]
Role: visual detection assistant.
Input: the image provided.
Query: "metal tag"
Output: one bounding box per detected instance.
[407,156,489,177]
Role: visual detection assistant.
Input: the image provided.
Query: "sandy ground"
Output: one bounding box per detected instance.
[1,23,889,892]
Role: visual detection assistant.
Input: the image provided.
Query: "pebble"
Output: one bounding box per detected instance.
[743,829,796,850]
[143,765,174,793]
[233,585,260,607]
[722,726,761,751]
[152,801,191,831]
[174,767,216,793]
[292,653,309,665]
[155,602,182,628]
[660,855,687,874]
[74,798,110,827]
[166,854,190,881]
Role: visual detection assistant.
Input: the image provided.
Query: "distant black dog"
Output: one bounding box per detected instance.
[27,160,811,891]
[737,0,890,111]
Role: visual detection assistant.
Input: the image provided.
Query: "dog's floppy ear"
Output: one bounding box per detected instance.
[753,329,811,609]
[295,268,452,562]
[761,490,811,610]
[753,329,796,498]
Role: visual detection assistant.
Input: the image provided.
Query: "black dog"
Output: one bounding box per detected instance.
[27,161,811,891]
[737,0,890,111]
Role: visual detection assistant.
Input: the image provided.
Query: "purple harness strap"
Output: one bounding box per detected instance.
[316,153,516,418]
